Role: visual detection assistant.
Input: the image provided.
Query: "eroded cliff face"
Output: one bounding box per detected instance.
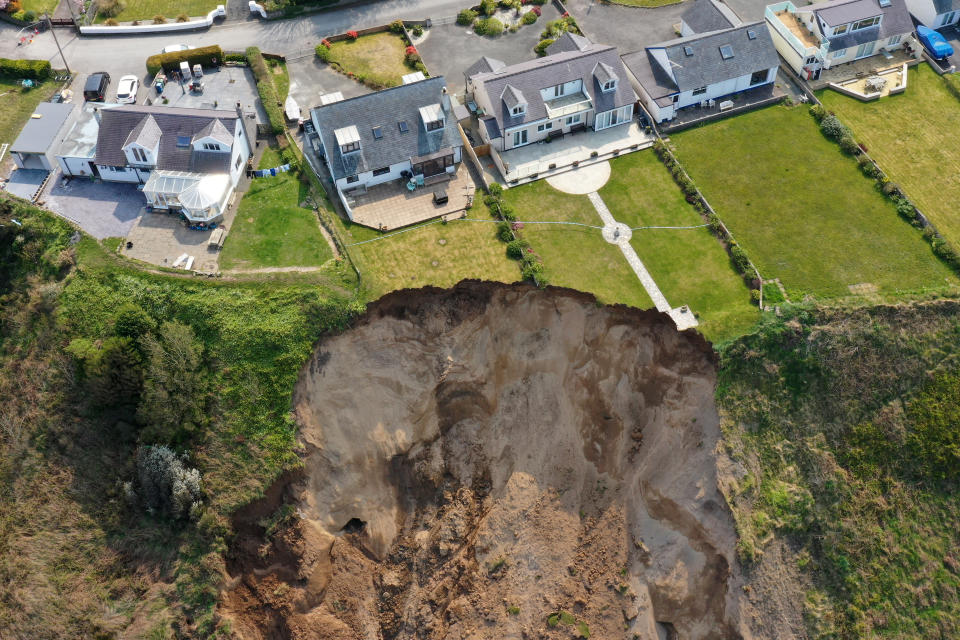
[223,281,753,640]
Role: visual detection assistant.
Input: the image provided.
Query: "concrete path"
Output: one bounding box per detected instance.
[586,191,699,331]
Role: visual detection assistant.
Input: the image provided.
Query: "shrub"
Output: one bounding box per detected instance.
[66,336,143,407]
[488,183,503,198]
[506,239,529,259]
[135,445,203,520]
[881,181,900,197]
[496,222,513,242]
[405,45,417,55]
[819,114,849,140]
[480,0,497,15]
[176,12,189,21]
[113,303,155,340]
[315,44,332,62]
[522,8,537,23]
[97,0,125,17]
[895,198,916,220]
[246,46,284,135]
[534,38,554,56]
[730,244,751,274]
[389,19,404,33]
[808,103,826,122]
[522,257,546,285]
[412,25,423,36]
[104,17,118,24]
[531,5,541,15]
[4,0,21,13]
[474,17,504,35]
[346,29,359,39]
[405,50,421,66]
[152,14,166,23]
[838,134,859,155]
[146,44,224,76]
[457,8,478,24]
[0,57,52,80]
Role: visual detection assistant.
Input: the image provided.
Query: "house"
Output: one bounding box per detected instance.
[310,75,463,219]
[905,0,959,29]
[10,102,79,172]
[56,104,253,223]
[765,0,915,80]
[622,6,779,124]
[466,33,637,153]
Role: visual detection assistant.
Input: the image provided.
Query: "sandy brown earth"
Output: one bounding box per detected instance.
[221,281,759,639]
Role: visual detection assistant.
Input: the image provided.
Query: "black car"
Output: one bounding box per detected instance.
[83,71,111,102]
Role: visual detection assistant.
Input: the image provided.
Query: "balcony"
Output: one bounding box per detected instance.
[544,92,593,119]
[766,2,829,61]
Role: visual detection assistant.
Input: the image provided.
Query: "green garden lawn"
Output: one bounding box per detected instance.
[501,180,654,309]
[0,79,59,148]
[820,65,960,250]
[333,203,520,298]
[325,32,411,89]
[95,0,217,22]
[600,150,758,342]
[671,104,957,299]
[219,149,334,270]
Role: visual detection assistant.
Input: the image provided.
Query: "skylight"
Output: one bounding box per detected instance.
[878,0,890,6]
[372,126,383,140]
[747,29,757,39]
[684,46,694,56]
[176,135,191,147]
[719,45,734,59]
[398,120,409,133]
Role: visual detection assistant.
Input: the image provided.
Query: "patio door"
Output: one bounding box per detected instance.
[512,129,528,147]
[855,41,876,59]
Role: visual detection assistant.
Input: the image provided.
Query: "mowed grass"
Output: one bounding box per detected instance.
[820,65,960,249]
[21,0,59,14]
[326,32,411,88]
[671,104,957,299]
[501,180,654,309]
[220,149,334,270]
[0,79,59,148]
[95,0,217,22]
[333,206,519,298]
[600,151,758,342]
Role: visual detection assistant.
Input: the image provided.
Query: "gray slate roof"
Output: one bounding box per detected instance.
[468,34,636,134]
[309,76,462,181]
[94,105,240,174]
[124,114,161,150]
[933,0,960,14]
[464,56,506,78]
[808,0,882,24]
[817,0,914,49]
[546,32,593,54]
[682,0,739,33]
[11,102,76,154]
[502,84,526,109]
[194,119,233,146]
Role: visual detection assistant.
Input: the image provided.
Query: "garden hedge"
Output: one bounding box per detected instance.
[0,57,51,80]
[246,46,285,135]
[145,45,224,76]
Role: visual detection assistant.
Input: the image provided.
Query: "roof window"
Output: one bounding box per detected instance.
[372,126,383,140]
[747,29,757,39]
[684,46,694,56]
[398,120,409,133]
[177,136,191,147]
[719,45,734,59]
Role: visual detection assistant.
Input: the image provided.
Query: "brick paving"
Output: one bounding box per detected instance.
[346,166,475,230]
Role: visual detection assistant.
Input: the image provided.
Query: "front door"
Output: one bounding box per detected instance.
[855,41,876,59]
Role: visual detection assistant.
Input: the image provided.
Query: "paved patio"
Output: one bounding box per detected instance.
[148,66,266,124]
[345,165,475,230]
[3,169,48,202]
[42,174,144,239]
[495,122,654,185]
[659,83,787,132]
[810,48,921,90]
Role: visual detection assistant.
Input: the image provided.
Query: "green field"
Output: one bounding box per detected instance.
[671,104,957,299]
[20,0,59,15]
[820,65,960,250]
[0,78,59,148]
[219,149,334,271]
[95,0,217,22]
[324,32,412,89]
[501,180,654,309]
[600,151,757,342]
[332,205,520,298]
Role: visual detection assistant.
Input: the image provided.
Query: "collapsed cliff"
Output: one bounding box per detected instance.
[223,281,755,639]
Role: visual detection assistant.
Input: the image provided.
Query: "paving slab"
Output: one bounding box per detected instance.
[43,174,144,239]
[546,161,611,194]
[563,0,686,54]
[4,169,47,202]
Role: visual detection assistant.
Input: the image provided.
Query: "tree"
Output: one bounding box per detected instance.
[134,445,203,519]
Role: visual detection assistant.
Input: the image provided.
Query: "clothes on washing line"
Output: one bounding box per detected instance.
[252,164,293,178]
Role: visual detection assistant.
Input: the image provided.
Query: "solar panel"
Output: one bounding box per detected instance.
[719,45,734,59]
[372,126,383,139]
[398,120,409,133]
[684,46,694,56]
[747,29,757,40]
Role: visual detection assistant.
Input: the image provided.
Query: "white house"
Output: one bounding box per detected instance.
[310,75,463,218]
[10,102,78,172]
[905,0,959,29]
[622,10,780,124]
[765,0,916,80]
[466,33,637,152]
[57,104,253,223]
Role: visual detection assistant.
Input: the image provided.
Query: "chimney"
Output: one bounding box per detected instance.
[441,86,451,113]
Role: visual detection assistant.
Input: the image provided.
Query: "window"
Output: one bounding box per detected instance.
[805,56,818,64]
[131,147,147,162]
[398,120,409,133]
[683,46,694,56]
[833,23,848,35]
[373,166,390,176]
[833,48,847,58]
[426,119,444,131]
[750,69,768,85]
[537,121,554,132]
[692,86,707,96]
[235,155,243,169]
[888,34,901,45]
[944,11,957,25]
[603,80,616,91]
[747,29,757,40]
[346,174,359,183]
[512,129,528,146]
[565,114,581,125]
[852,16,880,30]
[672,94,679,103]
[203,142,221,151]
[511,105,525,116]
[176,136,191,147]
[719,45,734,59]
[553,84,564,97]
[372,126,383,140]
[341,141,360,154]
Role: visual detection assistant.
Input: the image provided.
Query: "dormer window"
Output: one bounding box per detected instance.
[511,105,525,116]
[419,103,446,132]
[132,147,147,163]
[501,85,527,119]
[602,79,617,92]
[203,142,221,151]
[341,141,360,154]
[333,125,361,155]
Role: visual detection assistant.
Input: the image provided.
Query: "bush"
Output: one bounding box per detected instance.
[146,44,224,76]
[534,38,554,56]
[135,445,203,520]
[412,25,423,36]
[224,52,247,63]
[104,17,118,25]
[66,336,143,407]
[97,0,125,17]
[246,46,284,135]
[346,29,359,39]
[522,257,546,285]
[522,9,537,23]
[808,104,827,122]
[480,0,497,15]
[506,239,529,259]
[176,12,189,21]
[881,181,901,197]
[895,198,916,220]
[4,0,21,13]
[530,5,541,15]
[474,17,504,36]
[496,222,513,242]
[819,114,849,140]
[315,44,332,62]
[838,134,859,155]
[389,19,404,33]
[152,14,166,23]
[457,8,478,24]
[0,57,51,80]
[113,303,155,340]
[730,244,751,274]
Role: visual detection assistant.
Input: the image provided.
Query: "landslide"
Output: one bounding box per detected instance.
[223,281,761,639]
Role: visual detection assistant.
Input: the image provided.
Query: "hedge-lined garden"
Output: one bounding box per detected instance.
[246,46,285,135]
[145,45,224,76]
[315,26,426,90]
[0,57,51,80]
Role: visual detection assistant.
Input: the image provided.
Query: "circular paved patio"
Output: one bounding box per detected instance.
[546,161,611,194]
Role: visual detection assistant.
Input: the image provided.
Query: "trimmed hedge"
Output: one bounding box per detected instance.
[0,57,51,80]
[246,46,284,135]
[146,44,224,76]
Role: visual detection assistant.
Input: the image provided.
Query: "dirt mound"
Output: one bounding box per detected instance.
[222,281,754,639]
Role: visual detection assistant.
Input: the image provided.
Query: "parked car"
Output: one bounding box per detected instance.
[83,72,110,102]
[115,75,139,104]
[917,26,954,60]
[161,43,192,54]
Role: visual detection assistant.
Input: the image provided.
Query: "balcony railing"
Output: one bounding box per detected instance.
[765,2,829,61]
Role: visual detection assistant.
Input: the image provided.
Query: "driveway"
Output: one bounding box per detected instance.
[719,0,771,22]
[44,174,144,239]
[286,57,371,112]
[563,0,686,54]
[148,65,266,123]
[416,3,562,93]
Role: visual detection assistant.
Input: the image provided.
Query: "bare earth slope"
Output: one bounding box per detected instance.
[223,281,757,639]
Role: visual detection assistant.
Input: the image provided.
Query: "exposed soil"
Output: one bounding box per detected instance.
[221,281,757,639]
